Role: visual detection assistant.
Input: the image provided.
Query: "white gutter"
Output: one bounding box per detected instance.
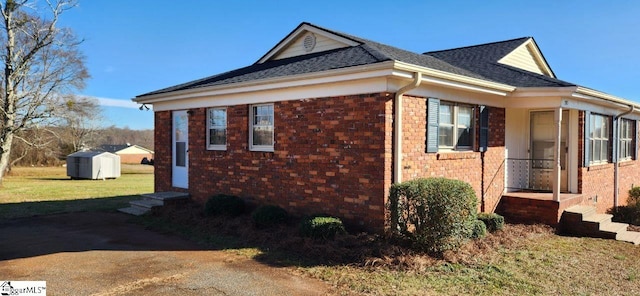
[394,72,422,184]
[575,87,640,110]
[393,61,515,92]
[614,104,635,207]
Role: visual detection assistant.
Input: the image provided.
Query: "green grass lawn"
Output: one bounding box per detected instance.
[0,164,153,219]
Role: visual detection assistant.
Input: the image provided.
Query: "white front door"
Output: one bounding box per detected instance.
[172,110,188,189]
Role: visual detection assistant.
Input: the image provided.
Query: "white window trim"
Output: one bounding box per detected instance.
[206,107,227,151]
[249,103,275,152]
[589,113,610,165]
[439,101,474,152]
[619,118,633,162]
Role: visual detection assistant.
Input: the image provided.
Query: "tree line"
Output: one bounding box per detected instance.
[10,125,153,167]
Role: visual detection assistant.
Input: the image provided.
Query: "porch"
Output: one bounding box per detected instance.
[496,191,587,226]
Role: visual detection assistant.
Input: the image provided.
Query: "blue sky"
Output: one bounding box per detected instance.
[58,0,640,130]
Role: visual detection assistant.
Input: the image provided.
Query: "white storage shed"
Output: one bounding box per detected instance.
[67,151,121,180]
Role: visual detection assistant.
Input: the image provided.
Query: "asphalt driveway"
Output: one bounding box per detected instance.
[0,212,330,295]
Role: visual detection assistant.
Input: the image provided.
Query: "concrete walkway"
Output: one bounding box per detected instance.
[0,212,331,295]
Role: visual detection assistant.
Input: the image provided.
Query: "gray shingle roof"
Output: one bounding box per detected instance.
[137,23,575,98]
[424,38,575,87]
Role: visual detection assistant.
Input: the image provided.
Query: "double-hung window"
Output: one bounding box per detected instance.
[619,118,635,161]
[207,107,227,150]
[437,101,474,150]
[250,104,274,151]
[588,113,610,164]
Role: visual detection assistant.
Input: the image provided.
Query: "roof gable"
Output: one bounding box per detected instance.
[258,22,360,63]
[136,23,579,99]
[498,38,555,78]
[425,37,571,87]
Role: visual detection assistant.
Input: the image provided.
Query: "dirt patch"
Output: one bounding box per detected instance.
[0,212,331,295]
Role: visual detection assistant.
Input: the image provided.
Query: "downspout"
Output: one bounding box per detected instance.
[614,105,635,207]
[394,72,422,184]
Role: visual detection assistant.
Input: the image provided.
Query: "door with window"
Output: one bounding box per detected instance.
[530,110,568,192]
[172,110,188,188]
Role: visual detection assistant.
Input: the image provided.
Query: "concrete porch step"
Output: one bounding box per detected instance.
[598,221,629,239]
[561,205,639,246]
[563,205,597,218]
[130,199,164,209]
[118,192,190,217]
[117,206,150,216]
[141,192,190,202]
[617,230,640,245]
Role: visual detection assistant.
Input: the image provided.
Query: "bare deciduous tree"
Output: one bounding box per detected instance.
[57,95,102,153]
[0,0,88,182]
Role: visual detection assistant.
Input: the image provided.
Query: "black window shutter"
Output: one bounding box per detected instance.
[584,111,591,167]
[426,98,440,153]
[635,120,638,160]
[479,105,489,152]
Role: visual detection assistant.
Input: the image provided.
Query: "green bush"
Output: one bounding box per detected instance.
[628,186,640,206]
[251,205,289,229]
[608,205,640,226]
[204,194,245,217]
[471,219,487,239]
[300,216,347,240]
[388,177,478,255]
[477,212,505,232]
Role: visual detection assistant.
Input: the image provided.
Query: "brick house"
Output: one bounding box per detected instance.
[134,22,640,231]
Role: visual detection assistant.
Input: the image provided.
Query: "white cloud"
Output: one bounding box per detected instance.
[93,96,141,109]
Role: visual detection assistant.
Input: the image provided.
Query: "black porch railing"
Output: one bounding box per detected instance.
[506,158,554,192]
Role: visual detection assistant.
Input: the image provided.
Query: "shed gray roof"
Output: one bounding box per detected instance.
[67,151,117,158]
[137,22,575,98]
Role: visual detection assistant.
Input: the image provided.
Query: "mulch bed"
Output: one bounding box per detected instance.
[149,202,555,271]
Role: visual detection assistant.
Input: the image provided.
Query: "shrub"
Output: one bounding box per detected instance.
[388,177,478,255]
[251,205,289,229]
[300,216,347,240]
[608,205,640,226]
[471,219,487,239]
[204,194,245,217]
[628,186,640,206]
[477,212,505,232]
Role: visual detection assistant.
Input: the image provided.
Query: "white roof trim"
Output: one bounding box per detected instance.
[257,23,360,64]
[394,61,516,92]
[134,61,396,104]
[514,86,640,112]
[574,87,640,109]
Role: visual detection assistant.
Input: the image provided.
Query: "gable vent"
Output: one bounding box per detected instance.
[303,33,316,52]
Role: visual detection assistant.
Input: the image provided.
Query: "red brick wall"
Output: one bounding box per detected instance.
[401,96,506,213]
[154,93,392,231]
[154,111,172,193]
[578,110,640,213]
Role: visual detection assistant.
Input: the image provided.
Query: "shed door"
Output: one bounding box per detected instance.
[172,110,189,189]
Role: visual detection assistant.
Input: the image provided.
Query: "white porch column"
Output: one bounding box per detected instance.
[553,107,563,201]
